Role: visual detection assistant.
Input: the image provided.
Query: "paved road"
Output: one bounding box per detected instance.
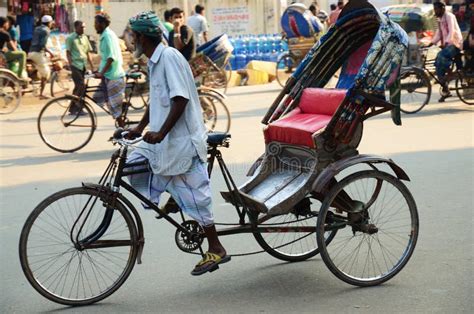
[1,83,473,313]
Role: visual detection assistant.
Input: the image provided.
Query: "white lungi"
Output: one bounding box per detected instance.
[127,149,214,227]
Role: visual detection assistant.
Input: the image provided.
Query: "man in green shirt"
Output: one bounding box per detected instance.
[93,13,126,127]
[66,20,94,114]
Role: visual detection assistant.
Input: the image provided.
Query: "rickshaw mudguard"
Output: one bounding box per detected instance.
[81,182,145,265]
[311,154,410,193]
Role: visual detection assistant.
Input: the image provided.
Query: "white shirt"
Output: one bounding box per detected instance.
[136,44,207,175]
[187,14,208,46]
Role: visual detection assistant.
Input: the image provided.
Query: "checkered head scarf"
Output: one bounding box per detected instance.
[129,11,163,37]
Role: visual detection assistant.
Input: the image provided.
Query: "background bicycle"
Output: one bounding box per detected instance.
[397,47,474,114]
[37,72,146,153]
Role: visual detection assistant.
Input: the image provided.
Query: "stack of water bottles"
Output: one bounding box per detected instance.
[229,34,289,70]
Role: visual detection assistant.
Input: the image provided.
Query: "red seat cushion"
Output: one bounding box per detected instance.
[264,113,332,148]
[299,88,346,116]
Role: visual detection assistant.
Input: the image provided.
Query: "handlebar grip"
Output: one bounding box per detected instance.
[113,128,125,140]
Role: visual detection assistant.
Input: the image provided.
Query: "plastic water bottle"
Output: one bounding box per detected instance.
[233,35,242,54]
[247,35,257,62]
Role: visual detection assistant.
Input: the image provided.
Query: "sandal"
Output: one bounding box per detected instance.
[191,252,231,276]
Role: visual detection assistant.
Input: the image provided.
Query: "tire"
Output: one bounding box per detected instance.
[399,67,431,114]
[37,96,96,153]
[0,73,21,114]
[19,187,139,306]
[252,197,337,262]
[455,73,474,105]
[199,92,231,133]
[128,70,149,110]
[276,53,297,88]
[316,170,419,287]
[50,70,71,98]
[201,67,229,93]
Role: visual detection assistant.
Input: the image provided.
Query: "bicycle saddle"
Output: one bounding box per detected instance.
[127,72,142,80]
[207,132,231,146]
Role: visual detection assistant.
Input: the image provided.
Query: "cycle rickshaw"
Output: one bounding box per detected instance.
[19,0,419,306]
[190,34,233,93]
[383,4,474,112]
[276,3,323,87]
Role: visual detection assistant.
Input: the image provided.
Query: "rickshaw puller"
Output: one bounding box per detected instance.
[426,0,463,102]
[126,11,230,276]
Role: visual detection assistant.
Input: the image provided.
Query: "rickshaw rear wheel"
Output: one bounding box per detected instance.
[316,170,418,286]
[455,73,474,105]
[252,197,337,262]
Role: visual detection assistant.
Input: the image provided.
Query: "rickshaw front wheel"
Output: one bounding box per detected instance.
[316,170,419,286]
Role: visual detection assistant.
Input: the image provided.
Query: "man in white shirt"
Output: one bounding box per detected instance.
[187,4,209,46]
[427,1,463,102]
[127,11,229,276]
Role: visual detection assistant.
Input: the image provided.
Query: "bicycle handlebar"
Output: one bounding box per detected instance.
[111,128,143,146]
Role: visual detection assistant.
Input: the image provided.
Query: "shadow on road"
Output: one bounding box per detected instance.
[0,149,111,167]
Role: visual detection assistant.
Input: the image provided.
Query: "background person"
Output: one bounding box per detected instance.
[127,11,230,276]
[187,4,209,46]
[168,7,196,61]
[93,13,126,127]
[28,15,54,99]
[6,16,21,50]
[0,16,27,78]
[16,13,34,52]
[66,20,94,114]
[329,1,344,26]
[163,10,174,32]
[426,0,463,102]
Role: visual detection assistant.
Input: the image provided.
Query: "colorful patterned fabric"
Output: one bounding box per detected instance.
[93,78,125,118]
[263,2,408,130]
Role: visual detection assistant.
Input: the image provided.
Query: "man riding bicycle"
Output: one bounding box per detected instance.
[426,1,463,102]
[126,11,230,276]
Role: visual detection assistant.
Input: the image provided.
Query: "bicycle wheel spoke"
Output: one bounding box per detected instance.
[20,188,137,305]
[317,171,418,286]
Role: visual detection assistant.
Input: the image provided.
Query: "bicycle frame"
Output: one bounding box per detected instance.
[72,141,331,259]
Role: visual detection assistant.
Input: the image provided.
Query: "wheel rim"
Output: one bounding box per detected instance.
[254,198,336,261]
[20,190,136,304]
[38,97,95,153]
[0,75,21,114]
[276,55,296,87]
[199,93,230,133]
[398,69,430,113]
[318,171,418,284]
[51,71,71,97]
[456,74,474,105]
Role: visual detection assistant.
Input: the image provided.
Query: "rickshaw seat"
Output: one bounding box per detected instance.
[264,88,346,148]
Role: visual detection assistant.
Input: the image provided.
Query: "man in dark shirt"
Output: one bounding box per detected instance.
[28,15,55,99]
[168,7,196,61]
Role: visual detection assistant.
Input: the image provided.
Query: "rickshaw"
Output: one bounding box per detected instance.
[190,34,233,92]
[276,3,323,87]
[19,0,419,306]
[0,54,25,114]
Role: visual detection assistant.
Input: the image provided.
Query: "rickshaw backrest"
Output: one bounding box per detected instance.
[336,41,373,89]
[298,88,346,116]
